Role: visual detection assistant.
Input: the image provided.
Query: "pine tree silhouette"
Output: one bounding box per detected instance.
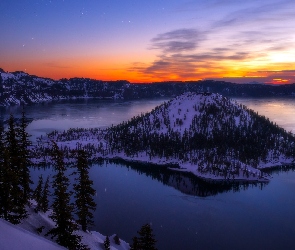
[103,236,110,250]
[0,124,8,219]
[33,175,43,212]
[17,109,33,203]
[114,234,121,245]
[40,175,50,213]
[130,236,139,250]
[2,114,27,224]
[46,142,81,249]
[137,223,157,250]
[72,150,96,232]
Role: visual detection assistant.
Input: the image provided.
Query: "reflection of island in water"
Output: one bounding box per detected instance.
[105,159,269,197]
[262,164,295,176]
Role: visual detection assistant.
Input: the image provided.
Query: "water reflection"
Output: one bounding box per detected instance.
[262,164,295,175]
[105,159,268,197]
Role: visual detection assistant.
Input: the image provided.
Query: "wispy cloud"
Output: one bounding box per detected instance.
[150,29,205,53]
[257,70,295,73]
[211,1,293,27]
[130,0,295,82]
[133,26,257,80]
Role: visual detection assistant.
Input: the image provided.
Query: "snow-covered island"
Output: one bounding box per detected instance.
[33,92,295,182]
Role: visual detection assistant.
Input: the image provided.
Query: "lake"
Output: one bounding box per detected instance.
[2,97,295,250]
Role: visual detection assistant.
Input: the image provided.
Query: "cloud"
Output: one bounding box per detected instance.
[133,26,257,80]
[257,70,295,74]
[129,0,295,82]
[139,51,255,80]
[150,29,205,53]
[211,0,294,30]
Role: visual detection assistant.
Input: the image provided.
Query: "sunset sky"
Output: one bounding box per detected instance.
[0,0,294,83]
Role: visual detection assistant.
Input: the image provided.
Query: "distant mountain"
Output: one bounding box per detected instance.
[1,69,295,106]
[34,92,295,181]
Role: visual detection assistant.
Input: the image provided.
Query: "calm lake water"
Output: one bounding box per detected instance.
[2,97,295,250]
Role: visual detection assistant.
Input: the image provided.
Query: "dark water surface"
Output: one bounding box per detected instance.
[2,97,295,249]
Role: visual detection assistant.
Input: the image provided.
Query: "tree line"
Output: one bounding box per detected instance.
[0,113,96,249]
[0,113,158,249]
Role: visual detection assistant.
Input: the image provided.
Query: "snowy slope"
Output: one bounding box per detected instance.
[0,218,64,250]
[0,70,127,106]
[0,202,130,250]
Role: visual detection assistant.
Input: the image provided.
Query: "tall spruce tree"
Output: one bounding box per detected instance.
[103,236,110,250]
[17,109,33,202]
[0,123,8,219]
[135,223,157,250]
[72,150,96,232]
[2,114,27,224]
[130,236,139,250]
[46,142,81,249]
[40,175,50,213]
[33,175,43,212]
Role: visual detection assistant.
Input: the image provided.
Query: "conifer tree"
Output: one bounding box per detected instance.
[40,176,50,213]
[136,223,157,250]
[17,109,33,202]
[33,175,43,212]
[114,234,121,245]
[46,142,81,249]
[104,236,110,250]
[130,236,139,250]
[0,124,8,219]
[2,114,27,224]
[72,150,96,232]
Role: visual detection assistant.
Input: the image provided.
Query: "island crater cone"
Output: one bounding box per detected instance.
[34,92,295,182]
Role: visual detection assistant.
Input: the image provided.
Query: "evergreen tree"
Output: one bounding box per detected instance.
[0,123,8,219]
[130,236,139,250]
[103,236,110,250]
[2,114,27,224]
[136,223,157,250]
[17,108,33,202]
[72,150,96,232]
[46,142,81,249]
[33,175,43,212]
[40,176,50,213]
[114,234,121,245]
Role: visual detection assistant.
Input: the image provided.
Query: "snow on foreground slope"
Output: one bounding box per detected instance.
[33,92,295,182]
[0,203,130,250]
[0,218,64,250]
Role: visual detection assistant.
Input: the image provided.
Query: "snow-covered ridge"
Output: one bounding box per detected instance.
[0,202,130,250]
[0,70,127,106]
[33,92,295,182]
[1,68,295,106]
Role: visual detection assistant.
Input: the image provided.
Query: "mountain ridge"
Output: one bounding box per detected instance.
[1,69,295,106]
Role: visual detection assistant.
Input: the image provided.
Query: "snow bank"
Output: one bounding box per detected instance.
[0,218,64,250]
[0,202,130,250]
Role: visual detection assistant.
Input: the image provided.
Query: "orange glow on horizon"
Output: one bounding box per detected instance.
[1,57,295,84]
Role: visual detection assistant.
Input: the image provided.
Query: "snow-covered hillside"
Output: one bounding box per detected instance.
[0,218,64,250]
[33,92,295,181]
[0,70,128,106]
[0,202,130,250]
